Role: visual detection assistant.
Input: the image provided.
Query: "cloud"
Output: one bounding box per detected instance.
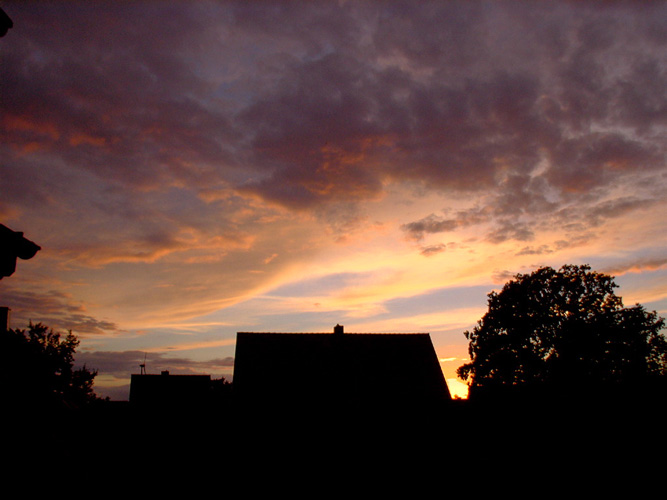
[491,269,516,285]
[1,0,666,344]
[75,350,234,379]
[402,181,663,248]
[485,220,534,244]
[546,133,665,194]
[401,215,461,241]
[401,207,492,241]
[0,285,119,334]
[516,245,553,257]
[401,206,536,246]
[420,244,447,257]
[602,258,667,277]
[5,1,665,221]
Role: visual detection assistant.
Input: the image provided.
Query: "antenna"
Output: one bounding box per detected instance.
[140,353,147,375]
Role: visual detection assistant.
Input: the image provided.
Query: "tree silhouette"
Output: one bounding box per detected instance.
[1,322,100,410]
[457,265,667,400]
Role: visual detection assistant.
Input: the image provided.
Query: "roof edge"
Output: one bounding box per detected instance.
[236,331,430,335]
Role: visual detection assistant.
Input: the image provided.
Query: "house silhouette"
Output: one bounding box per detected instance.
[232,324,451,412]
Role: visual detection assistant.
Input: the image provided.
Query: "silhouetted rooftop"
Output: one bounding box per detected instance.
[233,326,451,410]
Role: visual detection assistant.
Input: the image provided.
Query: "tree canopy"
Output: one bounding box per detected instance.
[1,322,99,410]
[457,265,667,400]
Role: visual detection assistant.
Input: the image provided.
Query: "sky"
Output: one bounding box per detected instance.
[1,1,666,401]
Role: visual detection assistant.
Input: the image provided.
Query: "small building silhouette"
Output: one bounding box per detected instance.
[232,325,451,411]
[129,371,213,409]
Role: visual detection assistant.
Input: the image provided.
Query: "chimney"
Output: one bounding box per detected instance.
[334,324,344,335]
[0,307,9,333]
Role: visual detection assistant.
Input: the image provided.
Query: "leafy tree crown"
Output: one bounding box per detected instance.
[1,322,99,408]
[457,265,666,398]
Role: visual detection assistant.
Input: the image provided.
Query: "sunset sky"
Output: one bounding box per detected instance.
[2,1,666,400]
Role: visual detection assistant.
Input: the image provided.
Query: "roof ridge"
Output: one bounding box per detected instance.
[237,331,429,335]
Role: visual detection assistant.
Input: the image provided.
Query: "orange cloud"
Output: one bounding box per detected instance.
[3,114,60,140]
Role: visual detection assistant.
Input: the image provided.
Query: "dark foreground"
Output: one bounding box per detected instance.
[8,394,664,480]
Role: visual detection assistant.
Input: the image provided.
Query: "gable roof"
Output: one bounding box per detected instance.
[232,327,451,410]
